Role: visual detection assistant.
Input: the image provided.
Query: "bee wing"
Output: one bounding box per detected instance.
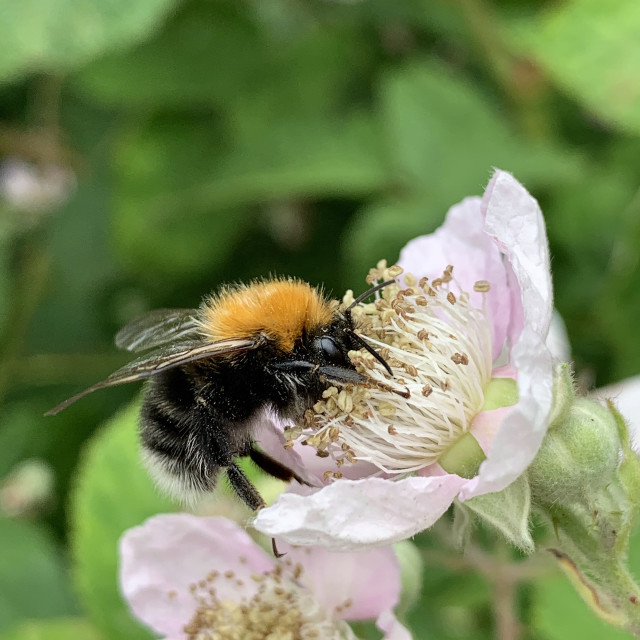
[115,308,201,352]
[45,337,259,416]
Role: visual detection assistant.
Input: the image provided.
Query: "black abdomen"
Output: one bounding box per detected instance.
[140,366,220,499]
[139,364,261,501]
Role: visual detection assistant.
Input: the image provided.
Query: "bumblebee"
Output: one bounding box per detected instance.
[47,278,394,510]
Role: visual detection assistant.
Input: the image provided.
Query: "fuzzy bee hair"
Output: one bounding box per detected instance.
[47,278,394,510]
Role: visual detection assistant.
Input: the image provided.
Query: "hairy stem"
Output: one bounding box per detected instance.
[492,567,520,640]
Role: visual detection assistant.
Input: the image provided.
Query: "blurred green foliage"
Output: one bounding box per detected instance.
[1,0,639,638]
[70,403,173,640]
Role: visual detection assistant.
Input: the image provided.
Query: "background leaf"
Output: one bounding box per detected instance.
[0,618,102,640]
[74,0,266,109]
[0,0,179,81]
[532,573,632,640]
[515,0,640,136]
[377,60,581,201]
[70,402,174,640]
[0,519,77,632]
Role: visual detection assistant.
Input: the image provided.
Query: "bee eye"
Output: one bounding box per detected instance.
[314,336,347,366]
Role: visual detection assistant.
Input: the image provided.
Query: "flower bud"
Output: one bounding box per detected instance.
[535,403,640,636]
[529,398,621,505]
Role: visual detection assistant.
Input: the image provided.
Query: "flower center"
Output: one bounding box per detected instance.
[285,262,494,476]
[183,562,357,640]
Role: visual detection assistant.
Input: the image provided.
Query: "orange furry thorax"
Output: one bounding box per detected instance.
[198,279,338,352]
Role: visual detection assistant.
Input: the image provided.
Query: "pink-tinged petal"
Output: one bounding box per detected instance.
[469,406,512,455]
[255,415,319,486]
[376,609,414,640]
[594,375,640,454]
[279,433,381,483]
[257,414,380,484]
[482,169,553,345]
[253,475,467,551]
[491,363,518,379]
[297,446,382,481]
[417,462,448,477]
[119,514,273,637]
[280,544,401,620]
[398,196,510,359]
[460,325,554,499]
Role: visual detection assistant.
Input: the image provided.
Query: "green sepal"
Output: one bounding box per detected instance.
[451,501,473,551]
[463,475,534,553]
[548,362,575,429]
[608,401,640,554]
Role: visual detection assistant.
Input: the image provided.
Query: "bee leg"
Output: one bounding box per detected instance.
[226,463,266,511]
[247,446,312,486]
[229,454,290,559]
[272,537,285,559]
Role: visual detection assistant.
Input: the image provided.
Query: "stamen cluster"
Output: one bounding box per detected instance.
[183,558,356,640]
[284,261,494,476]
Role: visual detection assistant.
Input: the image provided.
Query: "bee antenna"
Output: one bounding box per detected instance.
[345,279,396,312]
[348,330,394,377]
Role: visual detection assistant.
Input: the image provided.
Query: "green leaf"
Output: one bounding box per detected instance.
[112,114,253,280]
[228,26,374,142]
[76,1,370,115]
[347,621,384,640]
[0,403,54,478]
[75,0,265,109]
[393,540,424,618]
[346,59,584,273]
[204,112,388,207]
[532,573,632,640]
[377,60,582,201]
[114,111,388,280]
[597,185,640,381]
[0,618,102,640]
[0,240,10,338]
[344,196,442,282]
[28,180,118,353]
[0,0,178,81]
[0,519,77,632]
[70,401,175,640]
[463,475,534,553]
[515,0,640,136]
